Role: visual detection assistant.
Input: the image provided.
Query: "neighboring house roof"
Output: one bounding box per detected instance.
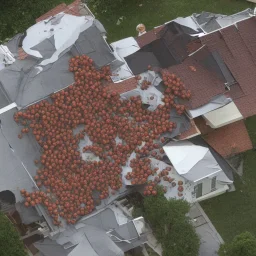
[134,13,256,118]
[0,16,115,108]
[193,9,253,33]
[36,0,81,23]
[35,207,147,256]
[200,17,256,118]
[0,127,35,202]
[200,120,252,157]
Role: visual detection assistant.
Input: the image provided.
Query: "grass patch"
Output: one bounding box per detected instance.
[91,0,252,42]
[201,116,256,242]
[0,0,73,42]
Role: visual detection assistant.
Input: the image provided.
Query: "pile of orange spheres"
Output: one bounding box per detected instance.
[15,55,191,225]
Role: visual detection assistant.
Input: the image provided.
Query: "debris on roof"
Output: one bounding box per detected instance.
[193,9,254,33]
[0,45,15,70]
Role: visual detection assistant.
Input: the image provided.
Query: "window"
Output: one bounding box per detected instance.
[211,177,217,191]
[194,183,202,198]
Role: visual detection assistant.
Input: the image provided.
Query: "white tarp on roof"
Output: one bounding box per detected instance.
[163,141,222,182]
[187,95,232,118]
[111,37,139,58]
[22,13,94,65]
[110,37,139,81]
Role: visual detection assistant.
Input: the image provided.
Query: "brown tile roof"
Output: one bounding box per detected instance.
[65,0,81,16]
[136,17,256,116]
[136,26,164,48]
[36,3,68,22]
[200,17,256,118]
[164,56,225,109]
[36,0,81,23]
[106,78,137,94]
[177,119,200,140]
[18,48,28,60]
[203,120,252,157]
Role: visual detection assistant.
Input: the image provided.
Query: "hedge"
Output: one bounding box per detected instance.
[0,212,27,256]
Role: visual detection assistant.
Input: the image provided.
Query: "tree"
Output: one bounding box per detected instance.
[218,232,256,256]
[135,188,200,256]
[0,212,27,256]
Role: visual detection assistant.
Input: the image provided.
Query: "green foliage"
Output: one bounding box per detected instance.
[0,212,27,256]
[161,220,200,256]
[87,0,126,14]
[218,232,256,256]
[132,207,144,218]
[0,0,73,43]
[137,187,200,256]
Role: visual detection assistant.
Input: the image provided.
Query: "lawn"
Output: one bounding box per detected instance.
[92,0,252,42]
[201,116,256,242]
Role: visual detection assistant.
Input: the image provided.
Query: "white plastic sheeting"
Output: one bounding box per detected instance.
[138,70,162,87]
[163,141,222,182]
[110,37,139,81]
[111,37,140,58]
[120,87,164,110]
[187,95,232,118]
[23,13,94,65]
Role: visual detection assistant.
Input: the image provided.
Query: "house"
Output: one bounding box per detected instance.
[132,9,254,158]
[0,1,255,255]
[34,205,149,256]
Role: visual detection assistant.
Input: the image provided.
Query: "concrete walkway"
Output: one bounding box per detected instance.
[189,202,223,256]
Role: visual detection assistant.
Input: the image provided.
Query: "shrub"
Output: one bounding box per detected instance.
[218,232,256,256]
[0,212,27,256]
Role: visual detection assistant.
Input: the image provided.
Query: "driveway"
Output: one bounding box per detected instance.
[189,202,223,256]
